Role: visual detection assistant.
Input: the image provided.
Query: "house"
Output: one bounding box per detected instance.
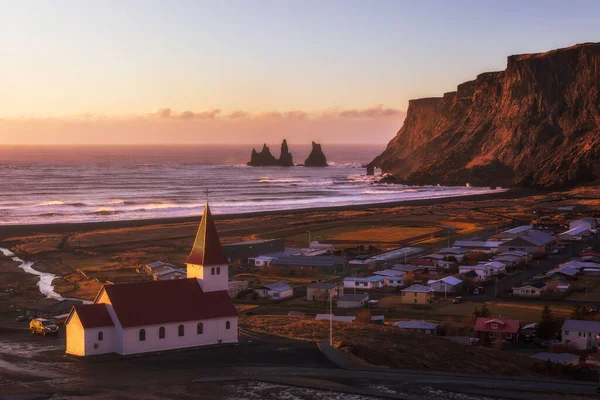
[452,241,503,253]
[409,258,436,269]
[143,261,179,275]
[492,255,521,267]
[531,352,580,365]
[474,318,520,345]
[497,250,530,263]
[512,282,547,297]
[393,320,438,335]
[499,225,534,239]
[562,319,600,350]
[269,255,347,273]
[303,241,335,255]
[544,275,573,291]
[248,248,300,267]
[438,247,468,262]
[343,275,385,290]
[479,261,506,274]
[337,293,369,309]
[401,284,435,304]
[570,218,597,231]
[359,247,425,266]
[374,269,406,287]
[306,282,343,301]
[458,265,493,281]
[254,282,294,300]
[152,266,186,281]
[65,204,238,357]
[427,276,463,293]
[223,238,285,263]
[419,254,458,270]
[498,230,556,255]
[392,264,421,273]
[461,270,480,282]
[559,226,589,241]
[227,280,248,298]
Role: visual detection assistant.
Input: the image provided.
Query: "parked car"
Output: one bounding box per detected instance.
[540,339,561,348]
[453,296,462,304]
[473,289,480,295]
[15,315,28,322]
[29,318,59,336]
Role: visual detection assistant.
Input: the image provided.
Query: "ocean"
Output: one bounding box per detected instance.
[0,144,498,225]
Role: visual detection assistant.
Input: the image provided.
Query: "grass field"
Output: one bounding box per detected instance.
[565,278,600,302]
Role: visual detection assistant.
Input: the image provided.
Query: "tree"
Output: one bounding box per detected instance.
[537,305,555,339]
[356,309,372,324]
[571,304,588,320]
[473,304,491,319]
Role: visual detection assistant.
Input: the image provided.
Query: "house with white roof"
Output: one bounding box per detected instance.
[254,282,294,300]
[420,254,458,270]
[512,282,547,297]
[65,204,238,357]
[374,269,406,287]
[393,320,438,335]
[401,284,434,304]
[498,250,530,263]
[458,264,493,281]
[570,218,597,231]
[499,225,533,239]
[143,261,180,275]
[498,230,556,255]
[438,248,468,262]
[343,275,385,290]
[562,319,600,350]
[559,226,589,241]
[492,255,521,267]
[427,276,463,293]
[478,261,507,274]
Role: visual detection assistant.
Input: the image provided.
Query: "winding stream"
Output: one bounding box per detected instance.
[0,247,64,300]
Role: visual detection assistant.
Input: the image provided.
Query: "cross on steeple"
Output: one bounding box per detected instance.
[205,188,210,204]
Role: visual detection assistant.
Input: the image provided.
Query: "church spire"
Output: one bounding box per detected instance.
[185,204,229,266]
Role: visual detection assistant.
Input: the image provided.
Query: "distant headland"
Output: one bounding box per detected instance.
[247,140,328,167]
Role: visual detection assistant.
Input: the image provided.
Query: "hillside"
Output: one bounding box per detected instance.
[371,43,600,189]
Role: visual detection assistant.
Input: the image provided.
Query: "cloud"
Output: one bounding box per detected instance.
[150,108,221,120]
[337,104,404,119]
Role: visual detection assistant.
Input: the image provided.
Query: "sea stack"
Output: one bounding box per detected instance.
[247,140,295,166]
[304,142,328,167]
[278,139,294,166]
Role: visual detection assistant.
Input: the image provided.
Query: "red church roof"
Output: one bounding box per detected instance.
[474,317,520,334]
[186,204,229,266]
[99,279,237,328]
[69,303,114,328]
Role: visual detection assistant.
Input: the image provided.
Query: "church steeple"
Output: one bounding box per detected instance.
[186,204,229,266]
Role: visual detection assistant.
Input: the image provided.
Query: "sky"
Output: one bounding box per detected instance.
[0,0,598,145]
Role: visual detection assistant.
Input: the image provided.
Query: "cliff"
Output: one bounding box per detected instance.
[248,140,294,166]
[371,43,600,188]
[304,142,328,167]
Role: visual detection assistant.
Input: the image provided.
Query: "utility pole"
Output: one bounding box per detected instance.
[444,280,447,300]
[329,292,333,346]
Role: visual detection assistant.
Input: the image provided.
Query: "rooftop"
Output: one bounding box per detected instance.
[69,303,114,328]
[453,240,504,248]
[338,294,368,302]
[344,275,386,283]
[270,255,346,267]
[501,225,533,235]
[561,226,590,236]
[393,320,438,330]
[260,281,292,292]
[562,319,600,331]
[402,284,434,293]
[186,204,229,266]
[307,282,340,290]
[474,318,520,333]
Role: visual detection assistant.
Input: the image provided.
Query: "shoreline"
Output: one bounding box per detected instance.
[0,188,540,240]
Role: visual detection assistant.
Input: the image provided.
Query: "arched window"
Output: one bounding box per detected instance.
[197,322,203,334]
[178,324,185,337]
[216,267,221,275]
[98,331,103,341]
[225,320,231,330]
[211,267,215,275]
[139,329,146,341]
[159,326,166,339]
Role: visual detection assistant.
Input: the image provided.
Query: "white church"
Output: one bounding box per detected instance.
[65,204,238,356]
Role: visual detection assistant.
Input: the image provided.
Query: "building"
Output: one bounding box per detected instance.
[498,225,533,239]
[254,282,294,300]
[269,255,347,273]
[474,318,520,345]
[393,320,438,335]
[143,261,179,275]
[531,352,579,365]
[497,251,530,263]
[248,248,299,267]
[392,264,421,273]
[492,255,521,267]
[358,247,425,266]
[343,275,385,290]
[512,282,547,297]
[373,269,406,287]
[419,254,459,270]
[559,226,589,241]
[152,266,186,281]
[337,293,368,309]
[427,276,463,293]
[409,258,436,268]
[227,280,248,298]
[65,204,238,357]
[223,238,285,263]
[452,241,503,253]
[458,265,493,281]
[478,261,506,274]
[438,247,468,262]
[303,241,335,256]
[570,218,597,231]
[401,284,434,304]
[498,230,556,255]
[306,282,343,301]
[561,319,600,350]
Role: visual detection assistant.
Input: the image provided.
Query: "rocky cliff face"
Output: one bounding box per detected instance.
[304,142,328,167]
[248,140,294,166]
[371,43,600,188]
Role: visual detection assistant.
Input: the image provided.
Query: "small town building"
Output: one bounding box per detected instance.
[248,248,299,267]
[343,275,385,290]
[152,266,186,281]
[569,218,597,231]
[427,276,463,293]
[497,251,530,263]
[336,293,368,309]
[419,254,458,270]
[498,230,556,255]
[478,261,506,274]
[302,241,335,256]
[401,284,434,304]
[65,204,238,357]
[306,282,343,301]
[562,319,600,350]
[393,320,438,335]
[458,265,493,281]
[223,238,285,263]
[498,225,533,239]
[452,241,503,253]
[227,280,248,298]
[374,269,406,287]
[392,264,421,273]
[269,255,347,273]
[559,226,589,241]
[143,261,179,275]
[512,282,547,297]
[492,255,521,267]
[438,247,468,262]
[474,318,520,345]
[254,282,294,300]
[409,258,436,268]
[531,352,580,365]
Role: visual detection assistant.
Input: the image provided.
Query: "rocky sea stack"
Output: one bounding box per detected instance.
[304,141,328,167]
[247,140,294,166]
[370,43,600,189]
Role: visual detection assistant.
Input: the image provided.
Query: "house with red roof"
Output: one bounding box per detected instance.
[474,317,520,345]
[65,204,238,356]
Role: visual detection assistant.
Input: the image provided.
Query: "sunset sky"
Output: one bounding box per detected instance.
[1,0,598,145]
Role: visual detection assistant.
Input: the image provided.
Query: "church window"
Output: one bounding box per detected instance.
[159,326,166,339]
[226,320,231,330]
[217,267,221,275]
[139,329,146,341]
[178,324,185,337]
[197,322,204,334]
[98,331,103,341]
[211,267,215,275]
